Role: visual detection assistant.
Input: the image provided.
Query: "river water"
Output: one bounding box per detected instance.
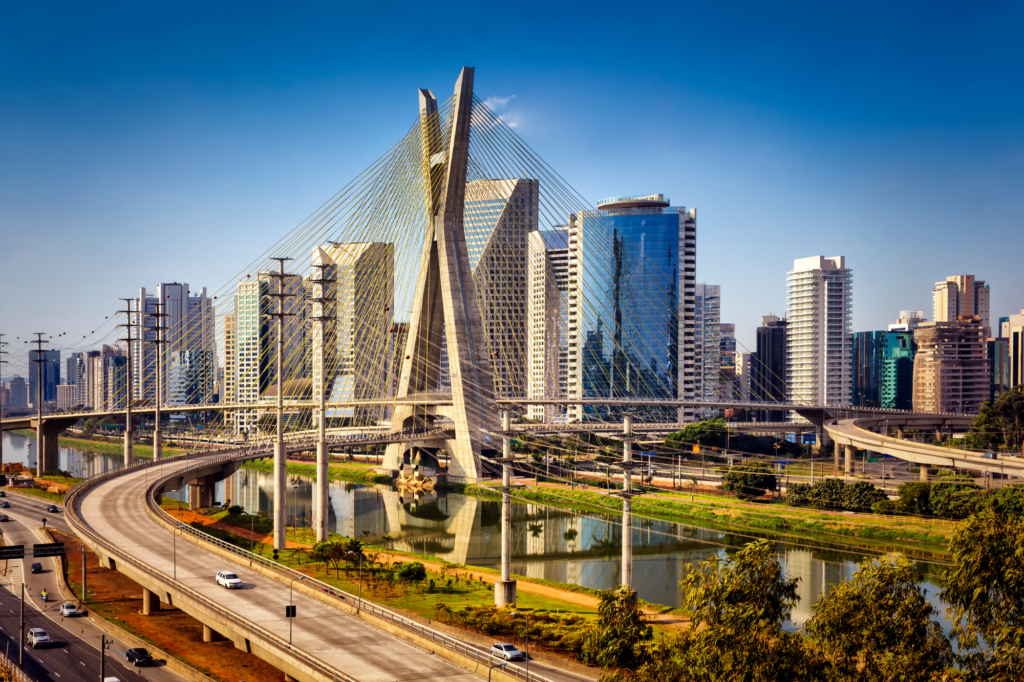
[3,432,952,630]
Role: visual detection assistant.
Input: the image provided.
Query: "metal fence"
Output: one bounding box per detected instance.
[66,448,553,682]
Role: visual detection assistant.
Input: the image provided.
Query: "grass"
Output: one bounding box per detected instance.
[13,428,186,458]
[7,487,66,503]
[240,459,394,485]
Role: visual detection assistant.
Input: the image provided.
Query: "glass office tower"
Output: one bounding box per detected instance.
[567,194,696,421]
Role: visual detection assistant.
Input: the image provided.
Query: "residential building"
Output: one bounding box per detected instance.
[526,228,569,421]
[695,284,721,411]
[89,345,127,411]
[853,331,886,407]
[222,314,237,404]
[567,193,696,421]
[28,349,60,406]
[232,272,306,433]
[888,310,927,332]
[880,331,916,411]
[734,352,754,403]
[786,256,853,409]
[56,384,76,410]
[988,337,1010,403]
[7,376,27,408]
[66,352,89,406]
[913,317,989,414]
[933,275,990,334]
[1007,310,1024,389]
[753,316,788,421]
[312,241,394,425]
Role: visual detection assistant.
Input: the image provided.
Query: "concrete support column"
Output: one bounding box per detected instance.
[495,411,516,607]
[141,588,160,615]
[844,445,854,475]
[622,415,633,591]
[189,480,214,509]
[919,466,930,482]
[896,428,904,440]
[833,441,841,473]
[202,624,223,643]
[153,428,162,462]
[124,428,134,467]
[315,440,329,543]
[37,425,60,476]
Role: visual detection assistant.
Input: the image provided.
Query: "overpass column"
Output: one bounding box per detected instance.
[844,445,854,475]
[919,466,930,482]
[833,441,841,474]
[141,588,160,615]
[495,411,516,607]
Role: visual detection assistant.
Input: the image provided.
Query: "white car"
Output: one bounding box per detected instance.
[60,602,80,617]
[216,571,242,589]
[27,628,51,648]
[491,642,525,661]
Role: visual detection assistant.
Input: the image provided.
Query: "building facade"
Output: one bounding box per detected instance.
[786,256,853,408]
[988,337,1011,403]
[753,316,788,421]
[28,349,60,406]
[853,331,886,407]
[912,317,989,414]
[694,284,721,409]
[566,194,696,422]
[6,376,27,408]
[888,310,927,332]
[56,384,76,411]
[933,275,990,334]
[526,229,569,421]
[1007,310,1024,390]
[881,331,917,410]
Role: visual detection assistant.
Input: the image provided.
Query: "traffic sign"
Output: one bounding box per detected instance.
[285,605,296,618]
[0,545,25,559]
[32,542,64,557]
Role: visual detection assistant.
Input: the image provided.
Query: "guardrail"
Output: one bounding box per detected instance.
[145,454,553,682]
[64,449,362,682]
[66,447,553,682]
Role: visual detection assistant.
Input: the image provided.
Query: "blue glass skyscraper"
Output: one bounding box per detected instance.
[566,194,696,421]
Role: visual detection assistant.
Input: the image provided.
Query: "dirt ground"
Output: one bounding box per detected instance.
[50,530,286,682]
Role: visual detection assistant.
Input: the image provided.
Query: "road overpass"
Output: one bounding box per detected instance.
[66,449,590,682]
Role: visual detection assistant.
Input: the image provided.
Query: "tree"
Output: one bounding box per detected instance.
[896,481,933,515]
[396,561,426,583]
[941,504,1024,680]
[967,385,1024,452]
[581,585,654,670]
[804,557,954,682]
[665,418,730,450]
[721,462,777,498]
[840,481,888,511]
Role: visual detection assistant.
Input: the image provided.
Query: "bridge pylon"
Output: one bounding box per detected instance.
[382,67,501,482]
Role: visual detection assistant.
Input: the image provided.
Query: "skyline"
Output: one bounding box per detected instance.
[2,1,1022,373]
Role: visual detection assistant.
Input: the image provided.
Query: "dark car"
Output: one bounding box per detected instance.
[0,501,10,508]
[46,505,59,513]
[0,490,7,497]
[126,648,153,666]
[0,515,8,522]
[30,563,42,574]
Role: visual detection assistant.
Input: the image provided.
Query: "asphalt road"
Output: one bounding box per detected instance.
[0,490,186,682]
[76,456,598,682]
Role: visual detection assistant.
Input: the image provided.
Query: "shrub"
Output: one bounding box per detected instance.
[396,562,427,583]
[722,462,777,498]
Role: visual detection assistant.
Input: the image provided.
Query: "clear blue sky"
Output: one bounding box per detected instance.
[1,0,1022,372]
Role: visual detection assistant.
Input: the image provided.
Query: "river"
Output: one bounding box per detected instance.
[2,431,953,630]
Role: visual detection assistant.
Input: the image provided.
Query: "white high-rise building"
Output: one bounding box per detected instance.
[526,229,569,421]
[786,256,853,407]
[888,310,927,332]
[933,275,990,334]
[695,284,721,407]
[312,242,394,425]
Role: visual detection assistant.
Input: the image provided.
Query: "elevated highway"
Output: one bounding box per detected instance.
[66,450,588,682]
[824,416,1023,479]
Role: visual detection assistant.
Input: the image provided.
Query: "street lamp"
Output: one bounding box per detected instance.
[289,574,306,644]
[346,550,365,611]
[173,523,186,581]
[511,611,530,677]
[291,484,298,542]
[488,660,508,681]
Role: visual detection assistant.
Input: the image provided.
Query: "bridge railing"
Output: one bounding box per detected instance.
[66,447,553,682]
[145,453,552,682]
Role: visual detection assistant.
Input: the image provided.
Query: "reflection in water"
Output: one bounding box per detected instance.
[2,431,124,479]
[217,466,949,630]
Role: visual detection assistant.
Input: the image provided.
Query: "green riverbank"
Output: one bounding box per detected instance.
[12,429,185,459]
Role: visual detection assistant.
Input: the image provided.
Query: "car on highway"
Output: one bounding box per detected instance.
[216,571,242,589]
[126,648,154,666]
[0,501,10,508]
[0,515,8,522]
[59,602,80,617]
[0,490,7,496]
[490,643,525,661]
[46,504,60,513]
[27,628,51,648]
[30,562,42,574]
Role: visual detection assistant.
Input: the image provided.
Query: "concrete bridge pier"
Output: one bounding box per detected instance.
[315,440,329,542]
[33,417,77,475]
[202,624,225,643]
[189,478,215,509]
[494,411,516,607]
[919,466,930,482]
[142,588,161,615]
[844,445,854,475]
[833,441,841,473]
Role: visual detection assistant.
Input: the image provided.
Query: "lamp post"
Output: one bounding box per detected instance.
[347,550,363,610]
[173,523,185,581]
[289,574,305,644]
[292,484,298,542]
[488,660,508,682]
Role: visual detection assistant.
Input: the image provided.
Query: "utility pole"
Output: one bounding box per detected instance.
[267,258,297,551]
[99,634,106,681]
[611,414,638,594]
[308,262,336,543]
[19,582,24,666]
[30,333,50,474]
[495,411,516,606]
[146,302,169,460]
[118,299,140,466]
[0,333,8,474]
